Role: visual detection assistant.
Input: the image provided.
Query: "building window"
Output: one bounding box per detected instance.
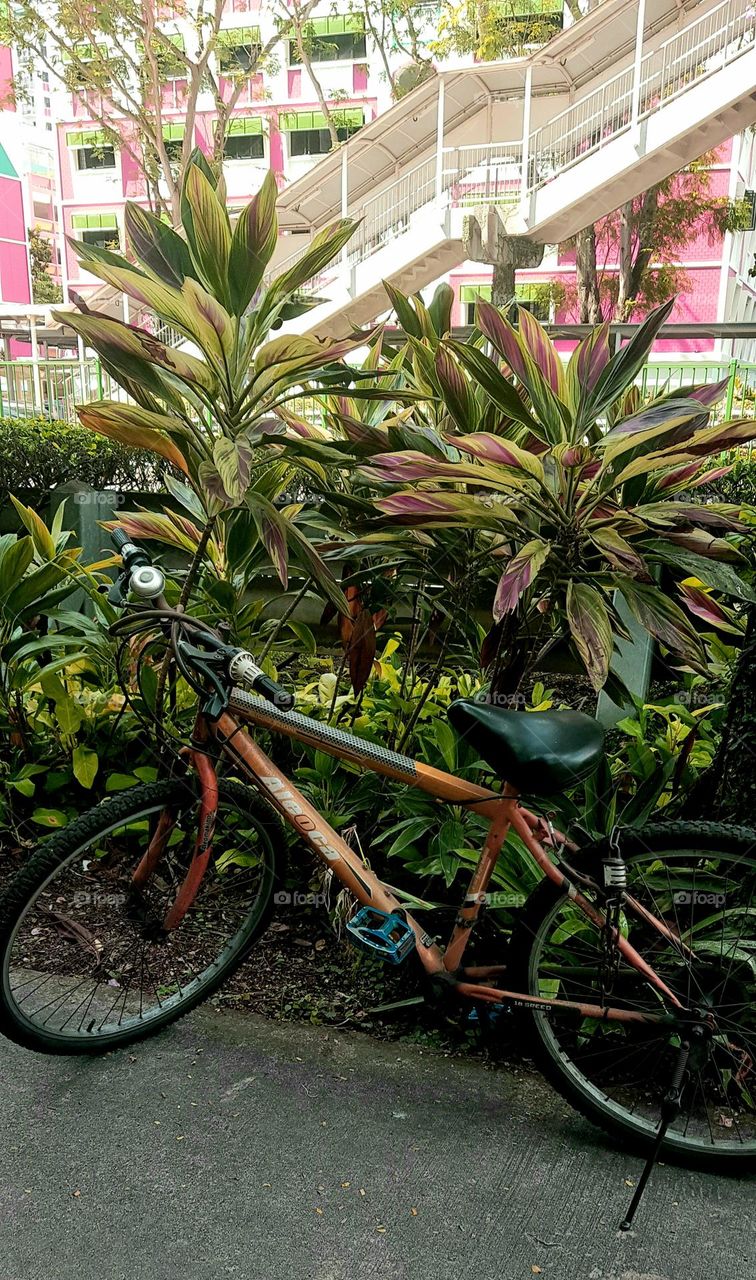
[76,145,116,170]
[281,108,364,158]
[67,130,117,170]
[288,16,366,65]
[218,26,262,74]
[224,117,265,160]
[162,122,186,162]
[460,283,553,325]
[71,212,120,251]
[33,200,54,221]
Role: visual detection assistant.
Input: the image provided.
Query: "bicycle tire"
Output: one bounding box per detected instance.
[0,777,285,1055]
[508,820,756,1171]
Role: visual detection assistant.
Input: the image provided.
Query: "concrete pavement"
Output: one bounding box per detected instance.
[0,1009,753,1279]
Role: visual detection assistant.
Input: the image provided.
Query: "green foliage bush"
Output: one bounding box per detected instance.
[702,453,756,506]
[0,416,162,498]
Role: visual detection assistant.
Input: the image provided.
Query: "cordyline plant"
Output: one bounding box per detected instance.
[347,295,756,695]
[53,151,385,614]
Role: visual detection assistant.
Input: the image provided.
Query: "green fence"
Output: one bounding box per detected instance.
[3,353,756,427]
[639,358,756,421]
[0,359,129,422]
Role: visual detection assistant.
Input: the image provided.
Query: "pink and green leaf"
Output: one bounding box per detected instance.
[619,580,706,668]
[228,169,279,316]
[678,582,742,634]
[76,402,189,474]
[492,538,550,619]
[566,581,614,691]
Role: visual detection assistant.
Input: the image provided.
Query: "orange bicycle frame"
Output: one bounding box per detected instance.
[170,686,686,1027]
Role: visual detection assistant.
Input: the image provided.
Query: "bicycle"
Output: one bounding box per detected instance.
[1,530,755,1227]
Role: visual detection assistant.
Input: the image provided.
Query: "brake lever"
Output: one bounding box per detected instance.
[106,573,129,607]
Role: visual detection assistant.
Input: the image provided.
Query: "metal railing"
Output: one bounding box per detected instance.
[529,0,753,191]
[0,359,129,423]
[267,142,523,299]
[640,356,756,420]
[3,353,755,428]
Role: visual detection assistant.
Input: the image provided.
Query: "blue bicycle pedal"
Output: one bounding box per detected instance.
[346,907,416,965]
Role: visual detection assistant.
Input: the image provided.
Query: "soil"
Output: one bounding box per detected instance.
[0,834,509,1058]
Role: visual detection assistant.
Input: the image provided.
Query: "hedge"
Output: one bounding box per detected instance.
[0,416,163,498]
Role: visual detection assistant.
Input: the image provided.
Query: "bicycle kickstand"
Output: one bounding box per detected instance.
[620,1036,691,1231]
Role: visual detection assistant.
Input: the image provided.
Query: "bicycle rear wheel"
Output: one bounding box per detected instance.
[0,777,282,1054]
[509,822,756,1170]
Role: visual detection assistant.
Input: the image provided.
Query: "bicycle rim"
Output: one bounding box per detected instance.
[522,840,756,1162]
[0,780,277,1052]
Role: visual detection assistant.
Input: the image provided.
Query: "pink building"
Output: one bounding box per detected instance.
[0,46,32,304]
[57,4,379,299]
[50,5,756,358]
[449,135,756,358]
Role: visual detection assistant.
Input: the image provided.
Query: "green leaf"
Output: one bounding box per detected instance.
[72,745,99,789]
[247,492,289,588]
[586,299,675,422]
[106,773,139,791]
[77,402,189,474]
[644,540,755,600]
[286,621,317,655]
[124,201,196,288]
[266,218,360,309]
[0,535,34,597]
[54,695,84,735]
[444,341,545,438]
[31,807,68,828]
[10,496,56,559]
[181,162,233,307]
[285,520,349,616]
[434,346,475,432]
[566,582,614,692]
[213,437,252,506]
[493,539,550,617]
[51,306,215,402]
[434,719,457,772]
[620,580,706,668]
[228,169,278,316]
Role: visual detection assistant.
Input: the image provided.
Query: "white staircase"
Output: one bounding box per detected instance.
[271,0,756,335]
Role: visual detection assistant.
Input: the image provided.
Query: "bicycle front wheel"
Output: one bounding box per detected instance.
[509,822,756,1170]
[0,777,283,1054]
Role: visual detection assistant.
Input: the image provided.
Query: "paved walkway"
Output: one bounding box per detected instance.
[0,1010,753,1279]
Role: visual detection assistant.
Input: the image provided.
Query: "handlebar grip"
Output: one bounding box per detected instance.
[111,528,131,551]
[251,672,295,712]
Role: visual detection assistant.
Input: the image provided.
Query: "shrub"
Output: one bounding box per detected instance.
[0,416,163,498]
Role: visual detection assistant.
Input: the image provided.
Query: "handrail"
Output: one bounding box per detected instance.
[528,0,752,191]
[3,353,756,426]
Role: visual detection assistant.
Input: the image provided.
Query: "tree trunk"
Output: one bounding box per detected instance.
[575,225,603,323]
[616,200,634,319]
[491,257,516,311]
[709,607,756,820]
[615,188,660,319]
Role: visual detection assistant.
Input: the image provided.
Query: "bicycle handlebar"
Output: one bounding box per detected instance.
[109,528,295,712]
